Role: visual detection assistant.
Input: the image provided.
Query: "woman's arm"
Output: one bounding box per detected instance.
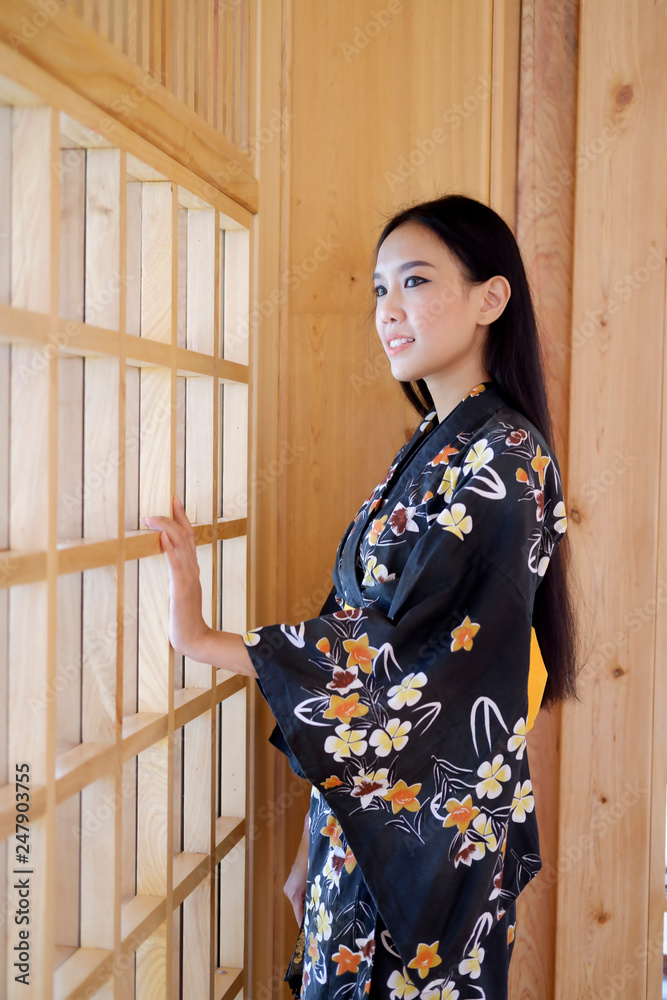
[141,496,257,678]
[284,807,311,925]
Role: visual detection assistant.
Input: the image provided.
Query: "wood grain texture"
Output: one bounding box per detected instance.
[555,0,667,996]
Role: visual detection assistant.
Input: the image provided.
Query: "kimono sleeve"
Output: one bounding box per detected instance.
[260,585,341,780]
[243,440,567,982]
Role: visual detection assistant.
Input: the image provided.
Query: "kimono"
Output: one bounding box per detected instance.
[242,379,568,999]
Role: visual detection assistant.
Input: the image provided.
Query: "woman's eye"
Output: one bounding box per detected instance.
[373,276,426,298]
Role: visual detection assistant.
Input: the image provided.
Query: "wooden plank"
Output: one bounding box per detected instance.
[554,0,667,996]
[7,103,53,998]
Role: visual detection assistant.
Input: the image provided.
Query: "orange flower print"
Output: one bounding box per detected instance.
[332,944,362,975]
[443,794,480,834]
[531,444,550,486]
[344,846,357,873]
[323,692,369,723]
[316,637,331,654]
[321,774,343,789]
[407,940,442,978]
[343,634,380,673]
[450,615,480,652]
[430,443,460,466]
[422,490,434,502]
[466,383,486,397]
[320,814,343,848]
[516,466,529,483]
[507,923,516,946]
[368,515,388,545]
[307,932,319,961]
[383,779,422,814]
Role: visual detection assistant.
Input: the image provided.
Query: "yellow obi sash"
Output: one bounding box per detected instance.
[342,601,547,733]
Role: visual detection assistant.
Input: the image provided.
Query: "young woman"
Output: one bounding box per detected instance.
[143,194,581,999]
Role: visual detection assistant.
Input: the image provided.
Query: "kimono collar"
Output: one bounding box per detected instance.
[333,379,508,607]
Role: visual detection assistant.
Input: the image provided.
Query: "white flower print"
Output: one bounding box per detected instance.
[324,723,368,762]
[511,780,535,822]
[458,942,485,979]
[553,499,567,532]
[436,502,473,540]
[387,672,427,709]
[369,718,412,757]
[476,754,511,799]
[316,902,332,941]
[463,439,494,475]
[507,717,527,759]
[351,767,390,807]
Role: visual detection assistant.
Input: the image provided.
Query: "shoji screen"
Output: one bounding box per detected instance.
[0,76,251,999]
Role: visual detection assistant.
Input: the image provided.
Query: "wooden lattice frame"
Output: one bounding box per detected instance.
[0,63,253,1000]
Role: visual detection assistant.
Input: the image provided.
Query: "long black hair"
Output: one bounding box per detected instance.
[370,193,585,709]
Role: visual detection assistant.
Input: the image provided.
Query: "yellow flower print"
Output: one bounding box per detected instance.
[443,794,480,834]
[507,923,516,946]
[511,780,535,822]
[324,723,368,762]
[553,499,567,533]
[310,874,322,910]
[476,754,511,799]
[382,779,422,814]
[407,940,442,978]
[369,515,388,545]
[316,902,332,941]
[507,718,527,759]
[343,634,380,673]
[387,969,419,999]
[242,629,261,646]
[458,942,485,979]
[387,671,427,709]
[463,439,493,475]
[422,984,459,1000]
[436,464,461,502]
[470,812,498,855]
[323,692,369,723]
[362,554,396,587]
[369,718,412,757]
[436,502,473,540]
[450,615,480,652]
[531,444,551,486]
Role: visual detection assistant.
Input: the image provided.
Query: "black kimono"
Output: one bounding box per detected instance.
[242,379,568,999]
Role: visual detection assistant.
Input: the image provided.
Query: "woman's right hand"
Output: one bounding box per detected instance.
[284,810,310,925]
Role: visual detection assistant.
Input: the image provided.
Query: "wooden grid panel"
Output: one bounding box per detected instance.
[0,74,252,1000]
[69,0,256,154]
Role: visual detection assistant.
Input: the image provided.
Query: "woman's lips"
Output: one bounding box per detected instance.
[387,338,415,356]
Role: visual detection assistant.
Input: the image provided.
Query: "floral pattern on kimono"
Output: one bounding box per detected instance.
[243,380,567,998]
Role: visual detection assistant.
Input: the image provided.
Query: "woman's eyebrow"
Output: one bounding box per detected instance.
[373,260,436,280]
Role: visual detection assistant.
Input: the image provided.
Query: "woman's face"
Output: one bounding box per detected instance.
[373,220,503,388]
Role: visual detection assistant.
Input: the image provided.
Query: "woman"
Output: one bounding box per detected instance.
[143,194,581,998]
